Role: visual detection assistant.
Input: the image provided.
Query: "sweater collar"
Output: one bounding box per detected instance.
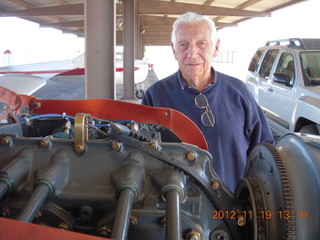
[177,67,216,91]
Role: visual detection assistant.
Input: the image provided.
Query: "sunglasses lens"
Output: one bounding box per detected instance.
[202,109,215,127]
[195,94,208,108]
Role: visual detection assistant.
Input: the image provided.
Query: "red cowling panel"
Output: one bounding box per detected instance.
[33,99,208,150]
[0,87,35,121]
[0,218,109,240]
[0,86,207,150]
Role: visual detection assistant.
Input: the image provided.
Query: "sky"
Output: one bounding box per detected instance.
[0,0,319,80]
[0,17,84,65]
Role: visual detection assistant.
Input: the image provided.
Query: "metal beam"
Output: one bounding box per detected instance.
[0,3,84,16]
[137,0,271,17]
[40,20,84,28]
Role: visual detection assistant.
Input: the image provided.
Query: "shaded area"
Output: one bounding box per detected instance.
[32,69,159,101]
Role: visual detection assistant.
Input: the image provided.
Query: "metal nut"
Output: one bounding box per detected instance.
[39,139,51,148]
[75,143,84,152]
[186,229,201,240]
[211,180,220,191]
[0,136,11,146]
[150,143,159,150]
[58,222,69,230]
[112,142,122,151]
[186,151,197,161]
[237,214,246,226]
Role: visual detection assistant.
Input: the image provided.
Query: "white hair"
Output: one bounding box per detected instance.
[171,12,218,48]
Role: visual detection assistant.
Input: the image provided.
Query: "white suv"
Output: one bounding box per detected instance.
[246,38,320,137]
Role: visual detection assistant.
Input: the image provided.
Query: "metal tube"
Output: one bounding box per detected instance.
[0,150,32,199]
[111,188,135,240]
[0,182,9,199]
[166,189,181,240]
[17,184,51,222]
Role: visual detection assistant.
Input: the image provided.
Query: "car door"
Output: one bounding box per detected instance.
[246,49,264,102]
[266,53,297,133]
[256,49,279,112]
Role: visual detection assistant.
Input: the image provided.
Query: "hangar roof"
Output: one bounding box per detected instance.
[0,0,308,46]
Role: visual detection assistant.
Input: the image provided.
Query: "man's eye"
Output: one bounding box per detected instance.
[198,41,207,47]
[178,43,188,49]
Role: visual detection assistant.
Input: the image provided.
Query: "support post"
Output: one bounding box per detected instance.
[85,0,116,99]
[123,0,135,99]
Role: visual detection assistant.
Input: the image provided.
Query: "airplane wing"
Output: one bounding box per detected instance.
[0,74,46,95]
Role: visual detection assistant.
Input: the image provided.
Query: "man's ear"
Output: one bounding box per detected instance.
[213,39,220,58]
[171,42,178,60]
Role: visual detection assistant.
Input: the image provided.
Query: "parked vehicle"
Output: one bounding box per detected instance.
[246,38,320,137]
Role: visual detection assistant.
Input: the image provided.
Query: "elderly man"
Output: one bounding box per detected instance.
[141,12,273,191]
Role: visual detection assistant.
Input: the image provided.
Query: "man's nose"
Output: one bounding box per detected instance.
[187,44,199,58]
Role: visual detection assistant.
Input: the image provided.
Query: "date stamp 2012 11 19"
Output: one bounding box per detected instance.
[212,210,308,220]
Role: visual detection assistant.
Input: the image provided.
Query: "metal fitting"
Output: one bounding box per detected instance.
[211,180,220,191]
[130,215,138,225]
[79,206,93,222]
[36,210,42,219]
[39,138,51,148]
[150,143,159,150]
[74,143,84,153]
[58,222,69,230]
[130,122,139,133]
[186,229,201,240]
[111,142,122,152]
[0,207,10,217]
[0,136,11,146]
[159,217,166,228]
[97,225,111,237]
[237,214,246,226]
[186,151,197,161]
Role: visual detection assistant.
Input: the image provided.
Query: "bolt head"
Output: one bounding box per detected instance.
[112,142,122,151]
[186,230,201,240]
[0,137,10,145]
[186,152,196,161]
[75,143,84,152]
[211,180,220,191]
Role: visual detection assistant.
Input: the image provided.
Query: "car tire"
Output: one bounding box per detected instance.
[135,89,145,99]
[299,125,319,135]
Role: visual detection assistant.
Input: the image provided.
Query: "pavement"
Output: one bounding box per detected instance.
[32,69,159,102]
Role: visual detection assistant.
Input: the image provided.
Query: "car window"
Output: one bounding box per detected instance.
[275,53,295,86]
[301,51,320,86]
[259,49,279,80]
[248,49,263,72]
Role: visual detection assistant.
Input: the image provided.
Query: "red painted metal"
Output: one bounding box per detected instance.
[0,86,207,150]
[0,86,35,121]
[0,218,109,240]
[0,67,140,76]
[33,98,208,150]
[56,67,85,76]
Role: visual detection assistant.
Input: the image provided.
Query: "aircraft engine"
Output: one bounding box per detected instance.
[0,87,319,240]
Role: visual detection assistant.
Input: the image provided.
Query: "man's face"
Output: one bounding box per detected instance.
[171,21,219,83]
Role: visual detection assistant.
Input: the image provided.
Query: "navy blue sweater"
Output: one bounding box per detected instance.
[141,69,274,191]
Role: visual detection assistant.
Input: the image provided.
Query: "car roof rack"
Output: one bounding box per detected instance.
[265,38,320,50]
[266,38,305,47]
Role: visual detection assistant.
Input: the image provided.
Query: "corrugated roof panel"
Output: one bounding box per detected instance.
[211,0,248,8]
[246,0,293,11]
